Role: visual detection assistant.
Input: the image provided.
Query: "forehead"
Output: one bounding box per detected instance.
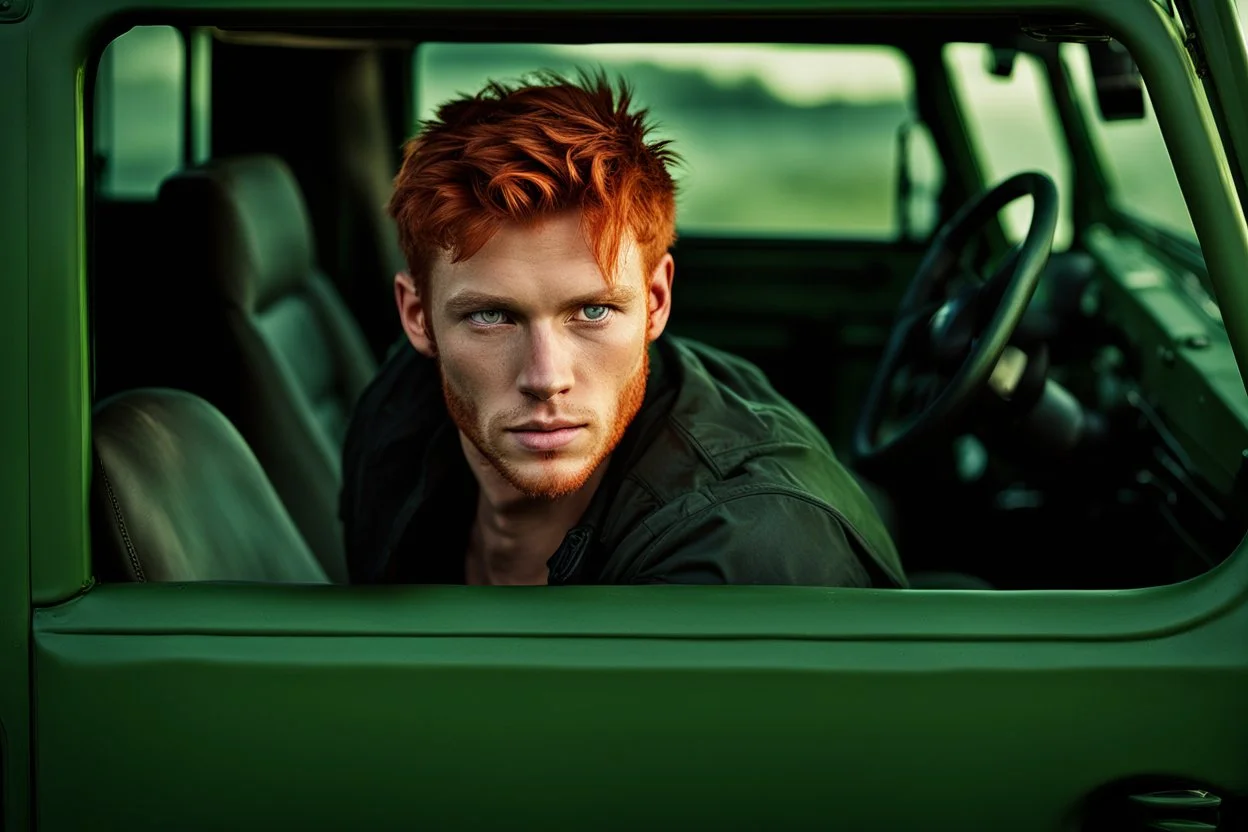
[429,211,641,302]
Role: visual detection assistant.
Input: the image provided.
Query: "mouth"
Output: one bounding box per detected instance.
[506,422,587,452]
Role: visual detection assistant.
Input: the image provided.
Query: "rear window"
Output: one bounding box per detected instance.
[415,43,943,240]
[94,25,185,198]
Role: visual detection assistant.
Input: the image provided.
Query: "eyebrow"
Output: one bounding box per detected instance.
[443,285,640,318]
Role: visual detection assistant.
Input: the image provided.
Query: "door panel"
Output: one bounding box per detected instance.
[33,580,1248,831]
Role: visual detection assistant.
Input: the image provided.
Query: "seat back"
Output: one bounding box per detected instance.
[92,388,329,584]
[156,154,379,582]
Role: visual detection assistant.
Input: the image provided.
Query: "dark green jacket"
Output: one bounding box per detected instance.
[340,334,907,587]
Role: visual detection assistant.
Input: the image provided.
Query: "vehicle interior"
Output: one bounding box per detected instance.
[86,10,1248,592]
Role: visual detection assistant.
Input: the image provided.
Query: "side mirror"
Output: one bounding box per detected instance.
[1087,39,1145,120]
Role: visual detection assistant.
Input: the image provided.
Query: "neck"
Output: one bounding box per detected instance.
[464,460,609,586]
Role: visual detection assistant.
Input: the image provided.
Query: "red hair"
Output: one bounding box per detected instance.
[388,70,679,298]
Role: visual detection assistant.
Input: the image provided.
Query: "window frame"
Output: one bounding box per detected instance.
[48,4,1248,606]
[34,6,1248,613]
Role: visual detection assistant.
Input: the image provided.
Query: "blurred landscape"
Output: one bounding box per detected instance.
[417,43,918,240]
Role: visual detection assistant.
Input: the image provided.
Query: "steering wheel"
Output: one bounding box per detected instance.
[852,171,1058,471]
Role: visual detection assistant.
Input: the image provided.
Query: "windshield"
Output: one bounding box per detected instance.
[1061,4,1248,246]
[1061,42,1197,242]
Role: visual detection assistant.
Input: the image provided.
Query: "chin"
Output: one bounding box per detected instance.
[500,455,600,500]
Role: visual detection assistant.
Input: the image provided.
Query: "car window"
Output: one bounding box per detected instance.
[944,43,1073,250]
[415,43,943,240]
[93,25,185,198]
[1060,42,1197,243]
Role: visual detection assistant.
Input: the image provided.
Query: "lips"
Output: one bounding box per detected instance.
[507,422,587,452]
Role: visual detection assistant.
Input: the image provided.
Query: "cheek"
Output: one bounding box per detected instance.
[440,341,510,397]
[579,327,647,386]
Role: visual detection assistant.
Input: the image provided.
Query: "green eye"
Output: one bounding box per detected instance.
[469,310,507,325]
[581,305,610,321]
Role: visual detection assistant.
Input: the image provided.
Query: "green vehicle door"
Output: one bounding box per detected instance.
[4,0,1248,829]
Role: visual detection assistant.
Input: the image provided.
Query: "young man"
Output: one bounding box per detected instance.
[340,71,907,588]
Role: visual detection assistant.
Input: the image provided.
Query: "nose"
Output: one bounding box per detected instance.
[516,324,574,401]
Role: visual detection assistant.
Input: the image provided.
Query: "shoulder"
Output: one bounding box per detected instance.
[657,335,837,472]
[626,335,847,512]
[339,337,444,581]
[600,337,906,587]
[345,337,440,448]
[341,338,437,494]
[615,486,876,587]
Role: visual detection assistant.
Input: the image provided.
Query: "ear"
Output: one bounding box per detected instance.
[394,272,437,357]
[644,253,675,342]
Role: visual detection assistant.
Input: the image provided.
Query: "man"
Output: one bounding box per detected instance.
[340,70,906,588]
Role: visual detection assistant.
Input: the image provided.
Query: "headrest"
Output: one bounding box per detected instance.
[91,388,330,584]
[157,155,316,312]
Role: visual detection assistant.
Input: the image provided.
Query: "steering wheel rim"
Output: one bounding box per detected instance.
[852,171,1059,470]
